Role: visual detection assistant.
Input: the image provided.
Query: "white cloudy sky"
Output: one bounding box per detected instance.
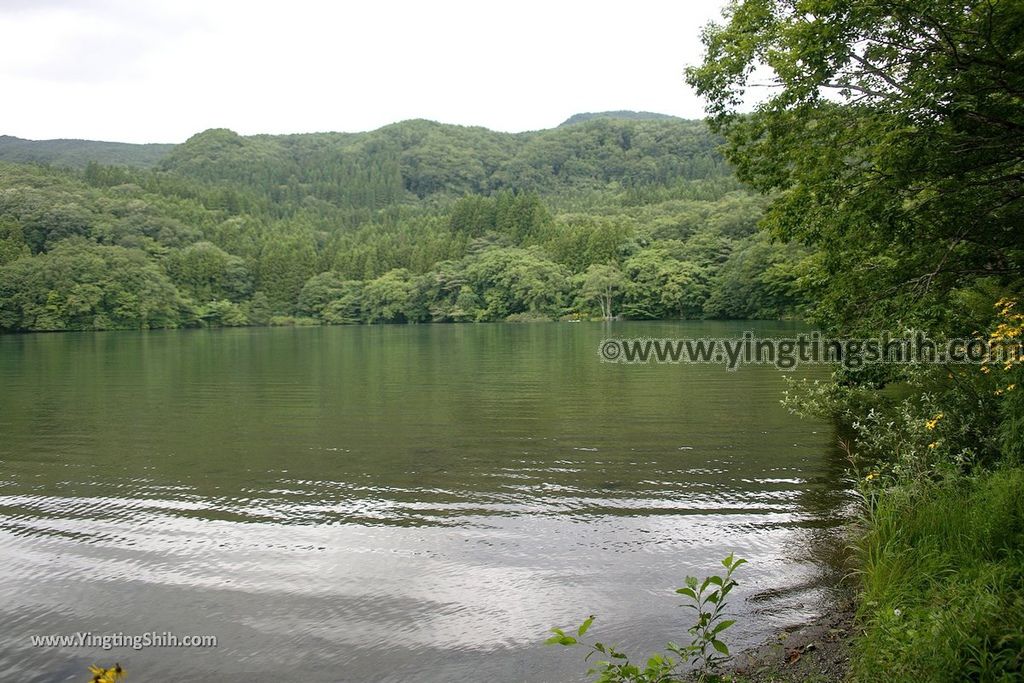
[0,0,730,143]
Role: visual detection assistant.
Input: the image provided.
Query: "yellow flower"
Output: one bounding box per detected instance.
[928,442,938,449]
[997,298,1017,315]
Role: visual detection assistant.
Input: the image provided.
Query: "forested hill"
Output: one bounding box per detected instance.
[158,117,727,206]
[0,116,812,332]
[2,116,722,198]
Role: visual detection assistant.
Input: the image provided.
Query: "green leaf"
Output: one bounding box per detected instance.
[578,615,595,637]
[675,587,697,599]
[544,630,577,646]
[711,639,730,655]
[712,619,736,635]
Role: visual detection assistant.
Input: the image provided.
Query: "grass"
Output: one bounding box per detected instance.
[850,468,1024,681]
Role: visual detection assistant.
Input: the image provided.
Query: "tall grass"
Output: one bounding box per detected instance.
[850,468,1024,681]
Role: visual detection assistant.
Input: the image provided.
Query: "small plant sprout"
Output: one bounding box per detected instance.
[547,555,747,683]
[674,552,747,674]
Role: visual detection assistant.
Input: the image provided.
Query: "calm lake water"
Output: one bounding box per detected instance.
[0,322,853,682]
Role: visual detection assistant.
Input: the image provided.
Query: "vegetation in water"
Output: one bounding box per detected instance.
[548,554,746,683]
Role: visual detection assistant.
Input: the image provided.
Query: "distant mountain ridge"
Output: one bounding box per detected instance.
[0,112,686,170]
[558,111,680,127]
[0,135,174,169]
[157,117,725,203]
[0,116,726,207]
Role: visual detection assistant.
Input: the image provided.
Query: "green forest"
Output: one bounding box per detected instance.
[0,116,810,332]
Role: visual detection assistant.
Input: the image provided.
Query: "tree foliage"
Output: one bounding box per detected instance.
[0,239,186,331]
[686,0,1024,333]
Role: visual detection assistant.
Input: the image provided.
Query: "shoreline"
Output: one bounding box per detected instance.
[722,592,855,682]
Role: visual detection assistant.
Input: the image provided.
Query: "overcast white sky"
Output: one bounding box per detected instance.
[0,0,731,144]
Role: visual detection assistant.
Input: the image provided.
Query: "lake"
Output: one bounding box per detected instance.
[0,322,853,682]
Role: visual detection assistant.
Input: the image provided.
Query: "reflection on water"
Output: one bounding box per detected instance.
[0,322,854,682]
